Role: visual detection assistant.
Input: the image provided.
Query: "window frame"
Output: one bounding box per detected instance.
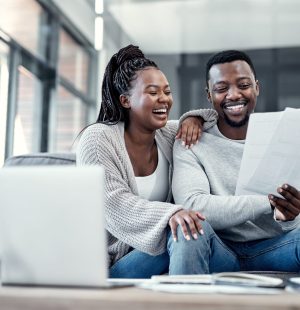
[0,0,97,160]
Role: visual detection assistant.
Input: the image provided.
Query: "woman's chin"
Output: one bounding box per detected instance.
[154,118,168,129]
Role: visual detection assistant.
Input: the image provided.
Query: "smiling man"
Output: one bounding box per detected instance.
[169,50,300,275]
[206,52,258,140]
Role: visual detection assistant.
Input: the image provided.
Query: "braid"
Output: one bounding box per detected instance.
[97,45,158,124]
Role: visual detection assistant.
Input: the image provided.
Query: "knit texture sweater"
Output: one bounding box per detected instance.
[76,109,217,266]
[172,125,300,242]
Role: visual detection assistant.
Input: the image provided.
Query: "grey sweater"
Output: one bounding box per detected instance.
[172,125,300,242]
[76,109,217,266]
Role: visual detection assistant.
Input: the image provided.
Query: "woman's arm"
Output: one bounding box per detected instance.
[165,108,218,147]
[76,124,183,255]
[177,108,218,147]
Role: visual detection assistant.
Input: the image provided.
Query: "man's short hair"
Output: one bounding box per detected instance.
[206,50,257,86]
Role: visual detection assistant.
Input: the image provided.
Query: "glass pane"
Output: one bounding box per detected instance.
[13,66,42,156]
[0,0,46,60]
[58,29,90,94]
[0,40,9,166]
[50,85,88,152]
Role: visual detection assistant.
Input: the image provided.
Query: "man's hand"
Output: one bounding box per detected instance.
[169,209,205,242]
[268,184,300,221]
[176,116,204,148]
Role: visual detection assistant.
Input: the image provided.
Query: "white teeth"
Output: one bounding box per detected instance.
[226,104,244,110]
[153,109,167,113]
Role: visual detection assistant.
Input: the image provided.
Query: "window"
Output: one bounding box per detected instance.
[0,0,47,61]
[0,0,97,160]
[0,0,98,160]
[50,86,88,152]
[0,40,9,165]
[58,29,90,94]
[13,66,42,156]
[50,25,96,153]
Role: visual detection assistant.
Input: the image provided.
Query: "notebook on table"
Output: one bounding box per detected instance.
[0,166,132,288]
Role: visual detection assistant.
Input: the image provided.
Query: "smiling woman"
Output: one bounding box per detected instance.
[76,45,217,278]
[120,67,172,134]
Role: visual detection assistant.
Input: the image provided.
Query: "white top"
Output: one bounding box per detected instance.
[136,145,169,202]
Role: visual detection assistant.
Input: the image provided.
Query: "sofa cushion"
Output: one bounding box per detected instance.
[4,153,76,166]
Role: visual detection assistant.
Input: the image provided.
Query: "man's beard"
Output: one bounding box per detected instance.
[224,113,249,128]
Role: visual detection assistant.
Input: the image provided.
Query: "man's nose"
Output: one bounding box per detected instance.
[226,86,242,100]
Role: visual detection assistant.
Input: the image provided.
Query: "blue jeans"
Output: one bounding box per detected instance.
[109,249,169,278]
[167,220,300,274]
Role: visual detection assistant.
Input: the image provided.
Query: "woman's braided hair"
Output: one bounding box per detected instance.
[97,44,158,124]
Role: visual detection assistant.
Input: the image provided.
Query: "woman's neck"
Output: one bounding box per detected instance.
[124,123,158,177]
[124,123,156,149]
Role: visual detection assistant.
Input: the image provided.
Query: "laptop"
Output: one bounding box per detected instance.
[0,166,131,288]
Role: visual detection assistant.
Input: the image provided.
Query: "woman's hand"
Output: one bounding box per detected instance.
[268,184,300,221]
[176,116,204,148]
[169,209,206,242]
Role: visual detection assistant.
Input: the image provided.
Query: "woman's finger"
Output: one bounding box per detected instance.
[178,217,191,240]
[168,217,179,242]
[182,214,198,239]
[190,212,204,235]
[196,211,206,221]
[175,127,182,140]
[183,126,193,148]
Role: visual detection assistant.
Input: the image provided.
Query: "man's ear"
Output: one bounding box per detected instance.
[206,87,212,103]
[119,94,131,109]
[255,80,260,96]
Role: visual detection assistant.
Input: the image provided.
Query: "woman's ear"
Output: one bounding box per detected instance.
[119,94,131,109]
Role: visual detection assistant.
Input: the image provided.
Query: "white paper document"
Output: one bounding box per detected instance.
[138,282,282,294]
[235,108,300,196]
[139,273,284,294]
[151,272,283,287]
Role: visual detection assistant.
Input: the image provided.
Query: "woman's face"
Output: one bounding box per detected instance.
[123,67,173,131]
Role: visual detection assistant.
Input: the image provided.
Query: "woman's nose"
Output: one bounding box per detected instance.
[158,92,169,102]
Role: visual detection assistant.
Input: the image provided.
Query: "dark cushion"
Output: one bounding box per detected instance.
[4,153,76,166]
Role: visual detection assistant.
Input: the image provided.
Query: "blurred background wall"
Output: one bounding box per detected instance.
[0,0,300,166]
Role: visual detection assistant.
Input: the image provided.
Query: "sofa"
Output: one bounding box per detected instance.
[3,152,299,282]
[4,153,76,167]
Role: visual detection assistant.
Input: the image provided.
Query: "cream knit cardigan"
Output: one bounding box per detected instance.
[76,109,217,266]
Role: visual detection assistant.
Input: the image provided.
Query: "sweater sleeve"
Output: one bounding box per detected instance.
[76,125,182,256]
[172,140,273,230]
[274,211,300,231]
[161,108,218,144]
[179,108,218,131]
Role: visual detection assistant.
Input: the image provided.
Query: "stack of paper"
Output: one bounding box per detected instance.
[138,272,284,294]
[151,272,283,287]
[286,277,300,292]
[235,108,300,196]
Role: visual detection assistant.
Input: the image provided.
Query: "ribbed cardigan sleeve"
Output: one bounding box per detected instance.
[179,108,218,131]
[76,124,182,256]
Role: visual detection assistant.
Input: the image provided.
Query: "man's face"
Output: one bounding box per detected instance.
[207,60,259,130]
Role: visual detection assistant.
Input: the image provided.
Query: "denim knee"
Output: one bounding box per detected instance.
[168,221,213,253]
[167,221,213,274]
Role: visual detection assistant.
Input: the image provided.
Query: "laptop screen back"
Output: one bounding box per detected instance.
[0,166,107,287]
